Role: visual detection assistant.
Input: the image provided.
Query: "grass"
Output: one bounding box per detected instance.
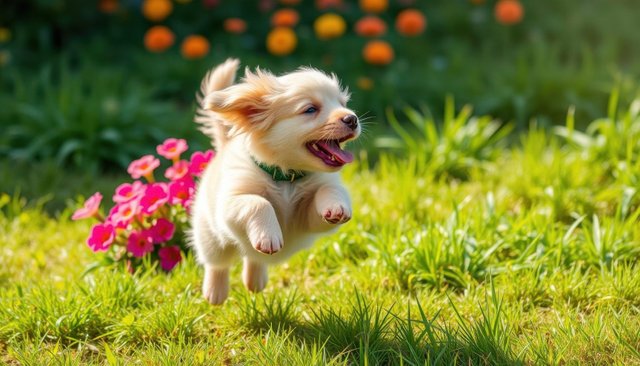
[2,100,640,364]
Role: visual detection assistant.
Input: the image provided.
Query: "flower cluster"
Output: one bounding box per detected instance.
[140,0,210,59]
[99,0,524,64]
[73,138,213,272]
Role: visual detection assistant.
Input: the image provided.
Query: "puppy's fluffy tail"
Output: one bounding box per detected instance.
[195,58,240,151]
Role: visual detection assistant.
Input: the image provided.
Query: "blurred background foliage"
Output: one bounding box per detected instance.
[1,0,639,171]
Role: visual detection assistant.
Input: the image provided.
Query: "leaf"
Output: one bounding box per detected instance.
[374,137,404,149]
[566,105,576,134]
[81,259,113,278]
[403,106,426,131]
[55,315,68,329]
[0,193,10,209]
[16,103,46,125]
[121,313,135,326]
[563,215,586,243]
[385,107,417,153]
[592,214,602,256]
[100,128,121,143]
[103,342,118,366]
[607,86,619,122]
[553,126,593,148]
[56,139,83,165]
[444,95,455,126]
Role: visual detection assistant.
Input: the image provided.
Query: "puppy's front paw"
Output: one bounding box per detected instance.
[249,231,283,255]
[321,203,351,225]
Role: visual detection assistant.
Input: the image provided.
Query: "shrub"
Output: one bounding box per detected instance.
[376,97,512,179]
[0,61,196,171]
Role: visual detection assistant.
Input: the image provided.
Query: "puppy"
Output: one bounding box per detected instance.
[190,58,361,304]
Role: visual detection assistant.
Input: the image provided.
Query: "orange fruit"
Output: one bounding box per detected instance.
[396,9,427,36]
[314,13,346,40]
[224,18,247,34]
[271,9,299,27]
[142,0,173,22]
[355,16,387,37]
[359,0,387,13]
[266,27,297,56]
[495,0,524,25]
[362,40,394,65]
[144,26,175,52]
[181,35,210,59]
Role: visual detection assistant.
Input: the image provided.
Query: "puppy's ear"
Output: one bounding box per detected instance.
[205,68,283,133]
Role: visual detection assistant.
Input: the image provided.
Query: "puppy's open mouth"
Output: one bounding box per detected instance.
[306,135,354,167]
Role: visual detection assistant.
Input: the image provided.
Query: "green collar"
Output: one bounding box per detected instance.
[253,158,308,182]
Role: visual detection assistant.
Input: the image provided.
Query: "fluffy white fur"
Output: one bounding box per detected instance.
[191,58,361,304]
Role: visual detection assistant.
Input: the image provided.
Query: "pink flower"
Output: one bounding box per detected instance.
[158,246,182,271]
[127,230,154,258]
[149,218,175,243]
[189,150,214,177]
[72,192,103,221]
[169,179,195,206]
[139,183,168,215]
[108,200,140,229]
[87,223,114,252]
[127,155,160,181]
[113,181,145,203]
[157,138,188,161]
[165,160,190,181]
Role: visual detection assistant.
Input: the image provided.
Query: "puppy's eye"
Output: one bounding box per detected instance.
[303,106,318,114]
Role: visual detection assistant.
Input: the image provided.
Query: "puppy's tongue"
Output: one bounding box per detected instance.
[317,140,353,164]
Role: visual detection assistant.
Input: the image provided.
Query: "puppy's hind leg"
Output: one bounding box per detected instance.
[192,215,236,305]
[199,245,237,305]
[242,258,268,293]
[203,265,230,305]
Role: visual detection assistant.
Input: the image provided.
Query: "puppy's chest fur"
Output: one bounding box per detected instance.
[263,179,317,235]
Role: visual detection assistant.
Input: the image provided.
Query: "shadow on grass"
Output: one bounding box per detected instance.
[233,288,303,334]
[234,288,524,365]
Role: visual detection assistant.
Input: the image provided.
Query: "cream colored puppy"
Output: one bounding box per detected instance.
[191,59,360,305]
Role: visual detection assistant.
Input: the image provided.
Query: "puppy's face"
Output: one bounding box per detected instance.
[206,68,360,172]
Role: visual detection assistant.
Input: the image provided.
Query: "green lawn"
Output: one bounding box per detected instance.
[1,102,640,364]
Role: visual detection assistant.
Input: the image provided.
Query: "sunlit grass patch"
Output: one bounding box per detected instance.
[2,98,640,364]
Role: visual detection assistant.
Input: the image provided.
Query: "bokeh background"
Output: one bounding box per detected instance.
[1,0,639,204]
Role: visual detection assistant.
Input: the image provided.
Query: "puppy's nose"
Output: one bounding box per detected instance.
[341,114,358,130]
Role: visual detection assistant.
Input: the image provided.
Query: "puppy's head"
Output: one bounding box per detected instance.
[205,66,360,172]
